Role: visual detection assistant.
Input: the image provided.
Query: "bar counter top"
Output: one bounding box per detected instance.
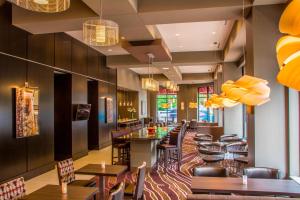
[117,127,174,141]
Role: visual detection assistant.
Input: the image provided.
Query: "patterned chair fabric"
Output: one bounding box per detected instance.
[57,158,76,185]
[0,177,26,200]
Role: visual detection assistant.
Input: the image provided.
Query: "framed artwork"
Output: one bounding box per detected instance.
[15,87,39,138]
[105,97,113,123]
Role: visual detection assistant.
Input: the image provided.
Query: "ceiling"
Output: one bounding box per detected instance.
[178,65,216,74]
[156,21,234,52]
[9,0,289,85]
[130,67,162,75]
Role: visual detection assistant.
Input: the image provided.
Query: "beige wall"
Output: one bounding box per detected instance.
[222,62,243,137]
[249,4,287,177]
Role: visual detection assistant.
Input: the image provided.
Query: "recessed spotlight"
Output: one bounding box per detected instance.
[162,67,169,70]
[121,36,125,40]
[212,31,216,35]
[178,45,184,48]
[108,49,113,52]
[175,33,181,37]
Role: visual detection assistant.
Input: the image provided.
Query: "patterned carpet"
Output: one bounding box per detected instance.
[107,131,204,200]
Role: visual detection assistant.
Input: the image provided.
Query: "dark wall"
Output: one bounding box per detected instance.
[0,3,117,182]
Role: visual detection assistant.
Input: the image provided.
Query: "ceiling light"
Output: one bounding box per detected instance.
[175,33,181,37]
[107,49,113,52]
[121,36,125,40]
[83,19,119,47]
[178,45,184,48]
[212,31,216,35]
[162,67,169,70]
[9,0,70,13]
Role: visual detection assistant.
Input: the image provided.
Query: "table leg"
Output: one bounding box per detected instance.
[98,176,105,200]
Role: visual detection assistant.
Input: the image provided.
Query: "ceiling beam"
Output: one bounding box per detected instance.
[107,51,223,68]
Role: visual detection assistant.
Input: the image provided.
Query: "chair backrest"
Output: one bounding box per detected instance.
[57,158,76,185]
[186,194,296,200]
[0,177,26,200]
[134,162,147,200]
[193,167,228,177]
[220,134,237,139]
[243,167,279,179]
[226,142,248,152]
[108,182,125,200]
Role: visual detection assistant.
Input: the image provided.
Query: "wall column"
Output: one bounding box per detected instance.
[246,4,287,177]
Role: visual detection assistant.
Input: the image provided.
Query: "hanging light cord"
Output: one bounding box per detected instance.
[99,0,103,20]
[242,0,246,61]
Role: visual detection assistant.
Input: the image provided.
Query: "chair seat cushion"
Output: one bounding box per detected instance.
[69,179,96,187]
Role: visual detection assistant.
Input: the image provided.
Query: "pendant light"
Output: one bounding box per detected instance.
[83,0,119,47]
[8,0,70,13]
[276,0,300,91]
[141,54,159,92]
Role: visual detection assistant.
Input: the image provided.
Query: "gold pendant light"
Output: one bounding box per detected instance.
[83,0,119,47]
[9,0,70,13]
[141,53,159,92]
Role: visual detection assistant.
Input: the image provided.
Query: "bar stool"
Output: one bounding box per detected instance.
[111,129,131,165]
[157,127,183,170]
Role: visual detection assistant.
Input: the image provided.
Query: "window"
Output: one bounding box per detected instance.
[157,90,177,123]
[198,85,214,122]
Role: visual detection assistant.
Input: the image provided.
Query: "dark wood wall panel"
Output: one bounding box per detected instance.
[27,63,54,170]
[99,81,117,148]
[88,48,99,78]
[28,34,54,66]
[54,74,72,161]
[72,75,88,159]
[88,81,99,150]
[55,33,72,71]
[0,2,117,182]
[0,55,27,182]
[72,40,88,75]
[0,3,27,58]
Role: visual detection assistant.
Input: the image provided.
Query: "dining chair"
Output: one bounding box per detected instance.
[193,166,228,177]
[243,167,280,179]
[0,177,26,200]
[124,162,147,200]
[108,182,125,200]
[57,158,96,187]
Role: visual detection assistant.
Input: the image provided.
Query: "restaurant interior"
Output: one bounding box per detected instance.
[0,0,300,199]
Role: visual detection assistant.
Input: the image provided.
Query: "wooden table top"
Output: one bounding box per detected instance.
[191,177,300,197]
[75,164,128,177]
[21,185,98,200]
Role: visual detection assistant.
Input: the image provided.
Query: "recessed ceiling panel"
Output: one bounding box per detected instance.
[156,21,234,52]
[130,67,161,74]
[178,65,216,74]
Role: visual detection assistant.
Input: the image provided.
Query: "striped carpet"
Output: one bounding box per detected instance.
[107,131,204,200]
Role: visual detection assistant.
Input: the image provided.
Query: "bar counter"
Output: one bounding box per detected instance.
[117,127,174,168]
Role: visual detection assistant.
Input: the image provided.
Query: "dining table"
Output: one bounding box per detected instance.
[191,176,300,197]
[117,126,174,169]
[21,184,98,200]
[75,164,127,200]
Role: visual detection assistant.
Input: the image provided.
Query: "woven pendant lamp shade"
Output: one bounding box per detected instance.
[83,19,119,47]
[9,0,70,13]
